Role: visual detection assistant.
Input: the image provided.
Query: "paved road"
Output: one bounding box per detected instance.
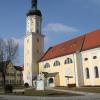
[0,95,100,100]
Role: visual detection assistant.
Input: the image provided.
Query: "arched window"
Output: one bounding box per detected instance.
[44,63,50,68]
[94,66,99,78]
[54,61,60,66]
[64,58,73,64]
[85,68,90,79]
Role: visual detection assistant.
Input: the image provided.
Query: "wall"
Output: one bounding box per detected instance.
[23,34,33,86]
[39,54,76,86]
[81,47,100,86]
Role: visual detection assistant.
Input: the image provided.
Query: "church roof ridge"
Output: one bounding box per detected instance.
[40,29,100,61]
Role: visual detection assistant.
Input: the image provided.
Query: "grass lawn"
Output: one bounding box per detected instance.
[0,88,82,96]
[15,89,82,96]
[54,87,100,93]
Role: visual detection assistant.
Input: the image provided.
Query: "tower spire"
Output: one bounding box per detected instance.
[27,0,42,17]
[32,0,37,10]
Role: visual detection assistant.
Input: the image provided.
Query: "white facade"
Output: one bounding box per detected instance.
[81,47,100,86]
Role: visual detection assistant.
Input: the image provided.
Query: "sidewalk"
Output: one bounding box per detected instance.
[46,88,100,96]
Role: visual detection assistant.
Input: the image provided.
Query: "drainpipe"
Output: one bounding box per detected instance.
[73,53,77,87]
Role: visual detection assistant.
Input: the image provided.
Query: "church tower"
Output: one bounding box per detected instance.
[23,0,44,86]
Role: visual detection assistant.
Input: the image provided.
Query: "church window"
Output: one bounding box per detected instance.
[64,58,73,64]
[44,63,50,68]
[36,21,40,33]
[84,58,88,61]
[94,66,99,78]
[85,68,90,79]
[37,38,39,42]
[27,39,29,43]
[54,61,60,66]
[93,56,97,59]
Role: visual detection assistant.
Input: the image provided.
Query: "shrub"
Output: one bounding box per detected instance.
[24,83,29,88]
[5,84,13,93]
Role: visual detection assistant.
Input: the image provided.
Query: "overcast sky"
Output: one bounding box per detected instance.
[0,0,100,65]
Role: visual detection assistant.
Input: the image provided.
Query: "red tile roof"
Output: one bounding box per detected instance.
[40,29,100,61]
[82,30,100,51]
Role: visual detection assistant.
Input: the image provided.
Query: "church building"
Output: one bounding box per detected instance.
[39,30,100,87]
[23,0,100,87]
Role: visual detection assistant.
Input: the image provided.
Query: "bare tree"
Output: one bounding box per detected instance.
[0,38,19,90]
[0,39,6,89]
[6,39,19,62]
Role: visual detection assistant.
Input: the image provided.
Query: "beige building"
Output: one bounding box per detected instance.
[0,62,23,85]
[39,30,100,87]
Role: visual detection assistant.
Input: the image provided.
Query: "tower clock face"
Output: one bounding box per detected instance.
[27,17,35,33]
[26,16,41,33]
